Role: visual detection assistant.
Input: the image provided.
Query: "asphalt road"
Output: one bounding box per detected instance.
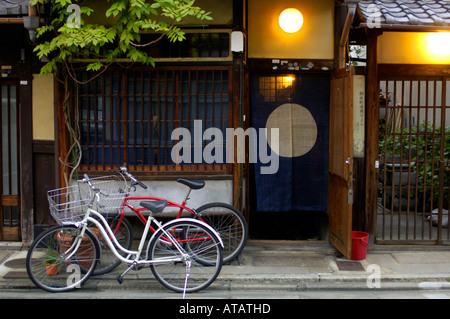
[0,287,448,299]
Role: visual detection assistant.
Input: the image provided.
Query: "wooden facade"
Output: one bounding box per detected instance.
[1,0,449,255]
[54,1,250,220]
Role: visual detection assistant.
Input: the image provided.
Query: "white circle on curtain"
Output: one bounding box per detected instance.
[265,103,317,158]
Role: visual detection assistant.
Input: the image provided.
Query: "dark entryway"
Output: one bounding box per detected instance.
[249,210,329,240]
[249,73,330,239]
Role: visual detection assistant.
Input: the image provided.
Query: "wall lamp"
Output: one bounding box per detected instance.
[23,15,40,42]
[279,8,303,33]
[428,32,450,55]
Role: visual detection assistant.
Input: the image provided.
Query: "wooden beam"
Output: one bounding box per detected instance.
[231,56,243,211]
[365,29,382,236]
[56,74,69,188]
[379,64,450,77]
[338,0,358,69]
[231,0,248,213]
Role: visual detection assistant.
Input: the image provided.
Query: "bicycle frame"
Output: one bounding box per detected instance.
[120,195,197,233]
[72,201,223,266]
[118,195,223,249]
[75,207,186,267]
[80,172,223,259]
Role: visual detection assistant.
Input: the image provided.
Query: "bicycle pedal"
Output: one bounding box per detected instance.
[117,275,124,284]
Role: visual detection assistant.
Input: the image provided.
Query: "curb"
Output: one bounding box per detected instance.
[1,273,449,292]
[2,242,450,294]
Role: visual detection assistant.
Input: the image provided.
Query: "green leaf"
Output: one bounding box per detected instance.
[33,0,215,75]
[55,0,72,7]
[80,6,94,16]
[106,1,126,17]
[40,60,57,75]
[86,62,104,71]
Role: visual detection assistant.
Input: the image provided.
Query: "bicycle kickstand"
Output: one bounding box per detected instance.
[117,262,137,284]
[182,261,191,299]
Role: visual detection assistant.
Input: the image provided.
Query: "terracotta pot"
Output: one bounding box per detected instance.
[57,231,94,268]
[45,263,58,276]
[88,227,101,238]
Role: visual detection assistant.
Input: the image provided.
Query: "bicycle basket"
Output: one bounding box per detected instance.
[47,185,90,226]
[78,174,131,215]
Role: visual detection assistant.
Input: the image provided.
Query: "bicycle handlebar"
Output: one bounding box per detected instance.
[82,174,109,198]
[119,166,148,190]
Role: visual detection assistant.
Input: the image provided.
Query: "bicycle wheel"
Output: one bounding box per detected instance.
[147,219,223,294]
[26,225,100,293]
[89,215,133,276]
[195,202,248,263]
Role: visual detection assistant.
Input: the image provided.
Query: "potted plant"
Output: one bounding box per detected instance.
[43,249,59,276]
[379,122,450,212]
[56,230,94,269]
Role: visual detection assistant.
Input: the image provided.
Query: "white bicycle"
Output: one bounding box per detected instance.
[26,174,223,294]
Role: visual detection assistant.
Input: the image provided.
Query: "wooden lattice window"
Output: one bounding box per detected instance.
[74,66,232,174]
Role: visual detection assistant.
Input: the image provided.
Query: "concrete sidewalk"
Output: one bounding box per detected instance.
[1,240,450,292]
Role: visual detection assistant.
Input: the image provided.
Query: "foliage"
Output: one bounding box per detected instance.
[30,0,212,187]
[31,0,212,77]
[379,122,450,210]
[43,249,59,265]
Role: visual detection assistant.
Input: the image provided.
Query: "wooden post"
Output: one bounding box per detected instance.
[232,0,248,214]
[365,29,382,235]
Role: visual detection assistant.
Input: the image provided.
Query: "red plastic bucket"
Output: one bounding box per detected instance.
[351,231,370,260]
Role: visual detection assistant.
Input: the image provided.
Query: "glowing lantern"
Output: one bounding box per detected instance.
[428,32,450,55]
[279,8,303,33]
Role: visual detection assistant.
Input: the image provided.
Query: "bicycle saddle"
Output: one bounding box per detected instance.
[176,178,205,190]
[139,200,167,214]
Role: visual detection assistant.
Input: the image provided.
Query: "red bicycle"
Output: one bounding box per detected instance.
[90,166,248,275]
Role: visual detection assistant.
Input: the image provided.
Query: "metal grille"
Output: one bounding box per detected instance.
[378,76,450,244]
